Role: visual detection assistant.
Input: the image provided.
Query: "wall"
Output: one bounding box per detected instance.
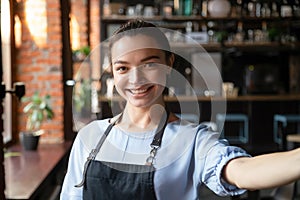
[14,0,100,143]
[70,0,89,50]
[15,0,64,143]
[15,0,63,142]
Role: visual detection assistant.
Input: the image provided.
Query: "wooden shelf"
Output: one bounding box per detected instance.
[170,42,222,51]
[102,15,300,22]
[99,94,300,103]
[223,41,300,51]
[100,40,300,52]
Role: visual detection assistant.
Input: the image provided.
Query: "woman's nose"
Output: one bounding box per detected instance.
[128,67,145,84]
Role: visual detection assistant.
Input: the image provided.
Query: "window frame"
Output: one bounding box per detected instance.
[1,0,14,146]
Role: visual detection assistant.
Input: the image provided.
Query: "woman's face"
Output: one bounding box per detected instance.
[111,34,172,109]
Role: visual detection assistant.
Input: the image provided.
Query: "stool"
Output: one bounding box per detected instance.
[273,114,300,151]
[273,114,300,199]
[216,113,249,144]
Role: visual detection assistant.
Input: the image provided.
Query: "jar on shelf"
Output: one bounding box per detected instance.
[208,0,231,17]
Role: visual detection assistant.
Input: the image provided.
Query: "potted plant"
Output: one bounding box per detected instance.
[20,91,54,150]
[72,46,91,61]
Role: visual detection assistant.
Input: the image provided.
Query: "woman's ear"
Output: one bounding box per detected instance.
[167,53,175,74]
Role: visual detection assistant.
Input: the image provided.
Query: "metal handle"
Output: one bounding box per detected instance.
[0,82,25,100]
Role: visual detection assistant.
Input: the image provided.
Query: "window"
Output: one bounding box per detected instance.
[1,0,12,143]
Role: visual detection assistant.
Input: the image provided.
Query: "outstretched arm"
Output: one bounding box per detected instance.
[223,148,300,190]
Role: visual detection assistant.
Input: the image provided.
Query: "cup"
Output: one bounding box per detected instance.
[144,6,154,17]
[222,82,234,97]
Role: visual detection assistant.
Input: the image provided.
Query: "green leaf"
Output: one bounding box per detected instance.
[23,102,34,113]
[22,91,54,131]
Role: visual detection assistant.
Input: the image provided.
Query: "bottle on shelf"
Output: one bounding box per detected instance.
[236,0,243,17]
[235,21,245,42]
[201,0,208,17]
[162,1,174,17]
[184,0,193,16]
[248,0,256,17]
[261,3,271,17]
[293,0,300,16]
[281,0,293,17]
[174,0,183,16]
[255,1,261,17]
[271,2,279,17]
[192,1,200,16]
[242,0,249,16]
[261,21,269,42]
[103,0,111,16]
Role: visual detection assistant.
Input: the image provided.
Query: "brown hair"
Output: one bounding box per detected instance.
[108,19,173,64]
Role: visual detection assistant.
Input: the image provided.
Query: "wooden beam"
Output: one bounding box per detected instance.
[0,18,7,200]
[60,0,75,141]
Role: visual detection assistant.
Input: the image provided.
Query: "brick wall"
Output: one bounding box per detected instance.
[15,0,64,143]
[15,0,100,143]
[70,0,89,50]
[89,0,101,87]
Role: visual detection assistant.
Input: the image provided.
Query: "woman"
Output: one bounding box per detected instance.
[60,19,300,200]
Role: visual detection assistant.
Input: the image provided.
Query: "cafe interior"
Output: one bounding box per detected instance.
[0,0,300,199]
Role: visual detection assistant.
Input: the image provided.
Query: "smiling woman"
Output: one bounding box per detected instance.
[60,19,300,200]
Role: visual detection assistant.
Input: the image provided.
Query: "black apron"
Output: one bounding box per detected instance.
[75,111,169,200]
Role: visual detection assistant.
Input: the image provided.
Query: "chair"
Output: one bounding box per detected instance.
[216,113,249,144]
[273,114,300,151]
[273,114,300,199]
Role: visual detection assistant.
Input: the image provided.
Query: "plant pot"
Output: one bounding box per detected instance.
[19,132,40,151]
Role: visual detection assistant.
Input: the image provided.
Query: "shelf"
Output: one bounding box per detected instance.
[170,42,222,51]
[99,94,300,103]
[100,40,300,52]
[102,15,164,22]
[223,41,300,51]
[101,15,300,22]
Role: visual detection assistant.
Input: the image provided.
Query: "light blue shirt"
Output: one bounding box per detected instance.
[60,118,250,199]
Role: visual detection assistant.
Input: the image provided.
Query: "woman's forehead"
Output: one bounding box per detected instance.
[111,35,163,57]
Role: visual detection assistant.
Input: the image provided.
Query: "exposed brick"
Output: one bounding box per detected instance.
[14,0,99,143]
[20,65,44,73]
[16,0,64,143]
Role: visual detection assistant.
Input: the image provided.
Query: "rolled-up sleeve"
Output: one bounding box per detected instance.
[195,124,251,196]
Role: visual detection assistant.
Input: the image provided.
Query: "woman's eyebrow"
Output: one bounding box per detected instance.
[140,55,160,62]
[113,55,160,65]
[113,60,129,65]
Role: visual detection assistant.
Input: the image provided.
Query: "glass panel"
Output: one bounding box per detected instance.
[1,0,12,143]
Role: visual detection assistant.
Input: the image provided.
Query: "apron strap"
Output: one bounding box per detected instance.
[150,110,169,148]
[146,110,169,166]
[75,115,122,188]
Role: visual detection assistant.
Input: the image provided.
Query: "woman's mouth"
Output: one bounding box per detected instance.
[127,85,154,96]
[130,88,148,94]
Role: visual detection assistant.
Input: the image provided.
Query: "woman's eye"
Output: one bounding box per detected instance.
[116,66,127,73]
[143,63,157,68]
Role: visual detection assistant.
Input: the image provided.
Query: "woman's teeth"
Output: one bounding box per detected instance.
[131,88,148,94]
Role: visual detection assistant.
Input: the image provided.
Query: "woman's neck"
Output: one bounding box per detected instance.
[118,103,167,132]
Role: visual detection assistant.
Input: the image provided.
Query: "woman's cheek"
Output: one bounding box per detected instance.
[149,72,167,87]
[114,77,126,96]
